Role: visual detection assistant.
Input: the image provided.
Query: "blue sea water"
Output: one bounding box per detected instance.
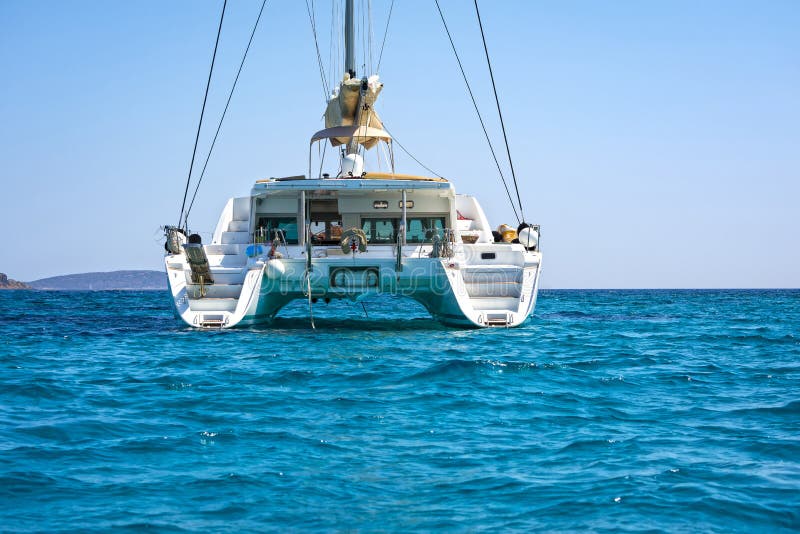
[1,289,799,532]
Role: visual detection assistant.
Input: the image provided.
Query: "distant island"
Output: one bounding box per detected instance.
[0,273,31,289]
[0,270,166,291]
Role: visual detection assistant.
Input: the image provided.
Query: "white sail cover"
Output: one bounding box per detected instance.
[323,74,386,148]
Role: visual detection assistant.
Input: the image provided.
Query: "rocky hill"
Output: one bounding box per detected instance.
[28,270,166,290]
[0,273,31,289]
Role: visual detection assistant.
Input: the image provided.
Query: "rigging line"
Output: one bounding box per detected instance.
[311,0,329,92]
[376,0,394,73]
[338,0,343,77]
[362,0,368,73]
[367,0,374,74]
[311,0,326,82]
[184,0,270,229]
[359,0,365,73]
[178,0,227,229]
[305,0,329,99]
[381,124,444,179]
[328,0,335,85]
[433,0,520,224]
[473,0,525,222]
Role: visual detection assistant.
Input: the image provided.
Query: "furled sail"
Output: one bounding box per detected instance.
[322,74,387,149]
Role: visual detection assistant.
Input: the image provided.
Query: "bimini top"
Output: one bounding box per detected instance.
[252,176,451,193]
[311,125,391,149]
[255,173,448,184]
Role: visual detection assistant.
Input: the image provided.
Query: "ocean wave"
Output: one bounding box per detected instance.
[2,289,799,531]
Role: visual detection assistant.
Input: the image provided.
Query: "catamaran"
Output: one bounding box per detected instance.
[164,0,542,328]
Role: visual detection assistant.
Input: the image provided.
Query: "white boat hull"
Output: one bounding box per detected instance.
[166,245,541,329]
[163,3,545,331]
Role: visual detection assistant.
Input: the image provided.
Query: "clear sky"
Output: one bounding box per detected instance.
[1,0,798,288]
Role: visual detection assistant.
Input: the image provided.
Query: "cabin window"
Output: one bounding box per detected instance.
[361,218,397,244]
[257,217,298,244]
[309,218,343,244]
[360,217,447,244]
[406,217,446,243]
[309,200,342,245]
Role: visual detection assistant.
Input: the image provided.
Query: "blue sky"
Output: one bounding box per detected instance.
[1,0,798,287]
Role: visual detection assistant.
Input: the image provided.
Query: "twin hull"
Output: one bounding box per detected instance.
[166,247,542,328]
[166,182,542,329]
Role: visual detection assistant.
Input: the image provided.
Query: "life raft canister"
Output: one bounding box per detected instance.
[340,228,368,255]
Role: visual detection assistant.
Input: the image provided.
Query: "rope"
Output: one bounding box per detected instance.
[433,0,520,224]
[367,0,374,74]
[184,0,269,229]
[376,0,394,73]
[178,0,227,230]
[381,124,443,179]
[328,0,336,87]
[473,0,525,222]
[305,0,329,100]
[361,0,367,73]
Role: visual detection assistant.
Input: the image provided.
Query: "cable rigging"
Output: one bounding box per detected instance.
[433,0,520,224]
[183,0,270,230]
[178,0,227,230]
[473,0,525,223]
[327,0,337,91]
[381,124,443,179]
[376,0,395,73]
[367,0,374,74]
[305,0,330,100]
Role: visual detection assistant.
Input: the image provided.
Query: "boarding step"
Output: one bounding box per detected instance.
[206,253,247,268]
[205,243,246,255]
[199,314,227,328]
[461,264,523,283]
[232,197,250,221]
[184,266,246,286]
[186,283,243,299]
[188,297,239,312]
[221,231,251,244]
[227,220,250,232]
[469,297,521,311]
[465,284,521,298]
[483,312,513,327]
[461,265,522,298]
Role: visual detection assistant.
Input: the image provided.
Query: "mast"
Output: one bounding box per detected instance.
[344,0,361,156]
[345,0,355,78]
[318,0,387,168]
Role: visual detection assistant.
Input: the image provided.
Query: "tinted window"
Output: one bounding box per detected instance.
[309,219,343,244]
[257,217,298,244]
[406,217,446,243]
[361,218,397,244]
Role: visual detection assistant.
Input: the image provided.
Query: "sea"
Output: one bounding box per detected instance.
[1,289,798,532]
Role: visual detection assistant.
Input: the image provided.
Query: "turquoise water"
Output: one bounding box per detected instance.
[1,289,799,531]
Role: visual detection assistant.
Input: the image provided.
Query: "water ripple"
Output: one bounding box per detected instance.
[0,289,798,531]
